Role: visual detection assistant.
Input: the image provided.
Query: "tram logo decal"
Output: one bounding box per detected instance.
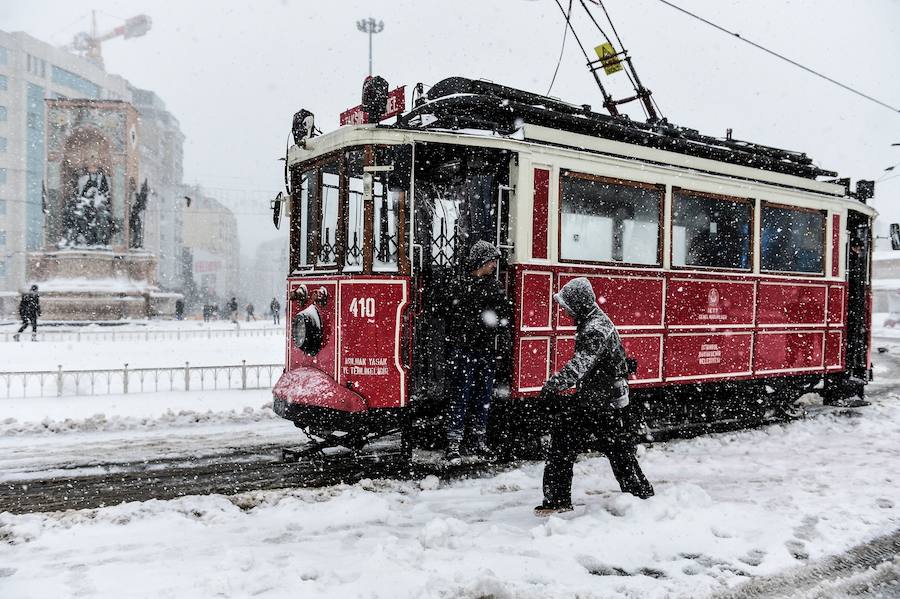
[698,343,722,365]
[699,288,727,321]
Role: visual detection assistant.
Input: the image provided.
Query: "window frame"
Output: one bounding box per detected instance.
[670,187,755,274]
[557,170,664,269]
[288,145,409,276]
[759,200,827,277]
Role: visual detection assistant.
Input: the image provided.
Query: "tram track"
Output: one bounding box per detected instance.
[0,448,512,515]
[717,528,900,598]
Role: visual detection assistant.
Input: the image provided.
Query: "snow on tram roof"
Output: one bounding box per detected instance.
[395,77,835,181]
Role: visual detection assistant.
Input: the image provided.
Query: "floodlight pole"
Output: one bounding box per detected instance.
[356,17,384,77]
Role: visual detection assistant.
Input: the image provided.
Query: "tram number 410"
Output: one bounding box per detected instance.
[349,297,376,318]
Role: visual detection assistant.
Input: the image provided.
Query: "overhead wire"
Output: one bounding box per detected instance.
[546,0,573,95]
[654,0,900,114]
[551,0,595,68]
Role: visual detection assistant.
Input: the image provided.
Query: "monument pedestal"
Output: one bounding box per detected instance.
[27,250,178,320]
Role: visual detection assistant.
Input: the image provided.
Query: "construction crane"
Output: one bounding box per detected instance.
[64,11,152,69]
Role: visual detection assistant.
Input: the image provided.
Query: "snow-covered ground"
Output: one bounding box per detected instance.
[0,333,898,597]
[0,321,283,372]
[0,389,294,482]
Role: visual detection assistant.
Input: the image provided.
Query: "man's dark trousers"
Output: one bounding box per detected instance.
[543,398,653,507]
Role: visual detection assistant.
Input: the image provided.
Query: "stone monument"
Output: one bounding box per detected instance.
[27,99,177,319]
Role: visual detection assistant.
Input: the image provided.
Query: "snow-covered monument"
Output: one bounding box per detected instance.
[27,98,177,319]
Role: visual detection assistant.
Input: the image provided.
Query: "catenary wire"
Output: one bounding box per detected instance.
[551,0,596,67]
[547,0,573,95]
[653,0,900,114]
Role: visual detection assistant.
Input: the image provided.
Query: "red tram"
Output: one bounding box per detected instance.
[272,77,878,454]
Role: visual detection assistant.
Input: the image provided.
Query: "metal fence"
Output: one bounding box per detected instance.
[0,326,283,343]
[0,362,284,399]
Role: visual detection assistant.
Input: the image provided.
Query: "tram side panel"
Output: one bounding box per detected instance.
[510,264,846,399]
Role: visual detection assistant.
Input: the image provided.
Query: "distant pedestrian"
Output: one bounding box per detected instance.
[227,297,238,323]
[13,285,41,342]
[535,277,654,516]
[270,297,281,325]
[245,303,256,322]
[175,299,185,320]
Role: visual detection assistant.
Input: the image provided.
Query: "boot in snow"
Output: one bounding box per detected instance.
[533,503,574,517]
[444,440,462,465]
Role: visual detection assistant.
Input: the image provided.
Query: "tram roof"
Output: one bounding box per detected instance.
[288,77,874,205]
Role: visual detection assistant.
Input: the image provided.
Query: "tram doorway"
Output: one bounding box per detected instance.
[408,144,515,443]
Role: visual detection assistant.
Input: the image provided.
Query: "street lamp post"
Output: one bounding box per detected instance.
[356,17,384,77]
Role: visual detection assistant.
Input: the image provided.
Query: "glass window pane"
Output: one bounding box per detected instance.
[297,169,316,267]
[672,191,751,269]
[319,162,340,265]
[560,175,660,264]
[374,184,399,272]
[345,151,364,272]
[761,205,824,273]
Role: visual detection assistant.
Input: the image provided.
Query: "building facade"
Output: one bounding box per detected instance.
[130,87,185,291]
[181,186,240,308]
[0,30,186,314]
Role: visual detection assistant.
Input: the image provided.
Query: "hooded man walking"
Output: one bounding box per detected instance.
[535,277,654,515]
[443,240,512,464]
[13,285,41,342]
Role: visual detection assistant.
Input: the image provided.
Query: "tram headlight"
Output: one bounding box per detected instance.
[292,305,324,355]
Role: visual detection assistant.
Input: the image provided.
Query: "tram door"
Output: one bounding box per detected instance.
[846,210,872,383]
[409,144,514,427]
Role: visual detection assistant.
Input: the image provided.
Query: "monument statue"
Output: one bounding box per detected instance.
[61,168,116,247]
[129,178,150,249]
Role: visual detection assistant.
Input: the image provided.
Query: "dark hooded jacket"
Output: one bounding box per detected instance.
[543,277,628,408]
[445,273,512,351]
[19,290,41,320]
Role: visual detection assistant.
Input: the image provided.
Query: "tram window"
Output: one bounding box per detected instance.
[761,205,825,273]
[672,191,751,270]
[560,174,661,265]
[344,150,400,272]
[373,185,400,272]
[298,169,316,268]
[346,152,365,272]
[319,161,340,265]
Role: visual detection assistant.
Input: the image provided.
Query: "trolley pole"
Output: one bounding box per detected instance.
[356,17,384,76]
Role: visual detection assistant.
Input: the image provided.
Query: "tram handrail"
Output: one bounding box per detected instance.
[0,326,283,343]
[0,362,284,399]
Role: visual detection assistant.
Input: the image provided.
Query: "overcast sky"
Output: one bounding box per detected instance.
[5,0,900,257]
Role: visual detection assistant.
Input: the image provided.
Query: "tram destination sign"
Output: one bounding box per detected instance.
[340,86,406,125]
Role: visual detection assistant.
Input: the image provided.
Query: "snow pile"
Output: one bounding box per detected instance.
[2,392,899,597]
[0,390,279,437]
[0,404,279,436]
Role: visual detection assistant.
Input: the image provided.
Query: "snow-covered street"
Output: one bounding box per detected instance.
[1,341,898,597]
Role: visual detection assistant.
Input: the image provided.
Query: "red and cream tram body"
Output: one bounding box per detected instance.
[273,77,877,450]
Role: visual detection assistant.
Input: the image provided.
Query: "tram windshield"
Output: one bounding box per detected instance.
[290,146,409,274]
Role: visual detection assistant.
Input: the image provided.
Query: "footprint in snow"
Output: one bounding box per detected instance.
[785,539,810,560]
[876,498,894,509]
[738,548,766,567]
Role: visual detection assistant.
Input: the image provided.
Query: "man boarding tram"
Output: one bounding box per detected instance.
[443,240,512,465]
[535,277,654,516]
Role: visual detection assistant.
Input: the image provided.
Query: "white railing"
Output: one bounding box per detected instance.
[0,326,283,343]
[0,362,284,398]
